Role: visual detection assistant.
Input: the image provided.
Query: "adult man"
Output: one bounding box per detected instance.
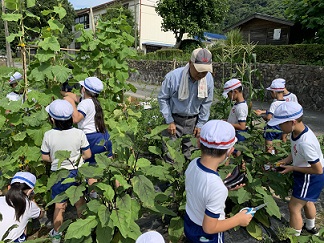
[158,48,214,161]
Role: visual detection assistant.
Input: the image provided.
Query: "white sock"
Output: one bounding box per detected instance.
[294,229,302,236]
[305,218,315,229]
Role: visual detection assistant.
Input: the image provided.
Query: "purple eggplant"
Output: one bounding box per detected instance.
[223,165,240,185]
[224,173,246,189]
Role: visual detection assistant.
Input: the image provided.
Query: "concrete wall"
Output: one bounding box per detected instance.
[128,60,324,111]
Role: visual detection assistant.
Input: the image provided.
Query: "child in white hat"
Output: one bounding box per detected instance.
[223,79,248,157]
[272,78,298,103]
[0,172,44,242]
[41,99,91,243]
[6,72,24,102]
[268,102,324,237]
[254,79,286,154]
[63,77,113,197]
[184,120,252,242]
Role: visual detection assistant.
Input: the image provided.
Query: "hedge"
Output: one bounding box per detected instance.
[210,44,324,66]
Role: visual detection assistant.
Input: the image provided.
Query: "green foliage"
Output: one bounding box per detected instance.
[221,0,288,31]
[284,0,324,44]
[210,44,324,66]
[156,0,230,44]
[225,29,243,46]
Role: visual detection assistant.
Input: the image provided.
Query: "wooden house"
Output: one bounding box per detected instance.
[225,13,294,45]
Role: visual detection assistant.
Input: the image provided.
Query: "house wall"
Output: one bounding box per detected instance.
[127,60,324,111]
[240,19,290,45]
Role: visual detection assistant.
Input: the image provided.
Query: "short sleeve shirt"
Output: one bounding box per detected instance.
[41,128,90,171]
[0,197,40,241]
[227,101,248,126]
[268,100,286,115]
[291,126,324,168]
[284,92,298,103]
[77,98,96,134]
[185,158,228,226]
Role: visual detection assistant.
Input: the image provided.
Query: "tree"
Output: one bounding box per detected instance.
[219,0,288,32]
[24,0,76,47]
[284,0,324,43]
[155,0,229,45]
[0,0,75,53]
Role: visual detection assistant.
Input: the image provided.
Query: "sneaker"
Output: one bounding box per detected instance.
[49,229,62,243]
[303,224,319,236]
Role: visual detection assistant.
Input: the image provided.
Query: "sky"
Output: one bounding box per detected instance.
[68,0,111,10]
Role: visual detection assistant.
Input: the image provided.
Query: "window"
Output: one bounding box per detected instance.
[75,14,90,29]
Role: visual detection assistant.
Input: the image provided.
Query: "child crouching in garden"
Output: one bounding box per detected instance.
[0,172,44,242]
[41,99,91,243]
[184,120,252,242]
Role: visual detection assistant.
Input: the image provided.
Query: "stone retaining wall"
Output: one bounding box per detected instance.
[128,60,324,111]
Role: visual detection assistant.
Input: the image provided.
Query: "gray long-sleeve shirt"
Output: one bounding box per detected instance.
[158,66,214,128]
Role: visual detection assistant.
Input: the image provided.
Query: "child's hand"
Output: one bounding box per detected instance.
[236,210,253,226]
[254,109,263,116]
[229,183,245,191]
[279,165,294,174]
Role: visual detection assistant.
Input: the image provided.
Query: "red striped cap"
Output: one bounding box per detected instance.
[222,79,242,97]
[200,120,237,149]
[266,79,285,92]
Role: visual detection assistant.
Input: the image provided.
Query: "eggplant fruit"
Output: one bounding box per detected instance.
[223,165,240,185]
[224,173,246,189]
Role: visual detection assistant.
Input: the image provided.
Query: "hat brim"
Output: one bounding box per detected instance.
[222,91,229,98]
[267,117,287,127]
[79,80,84,87]
[193,63,213,73]
[45,105,50,113]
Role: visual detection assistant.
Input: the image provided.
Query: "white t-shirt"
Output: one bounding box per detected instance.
[41,128,90,171]
[6,92,23,102]
[284,92,298,103]
[185,158,227,226]
[227,101,248,126]
[268,100,286,115]
[77,98,97,134]
[291,126,324,168]
[0,197,40,241]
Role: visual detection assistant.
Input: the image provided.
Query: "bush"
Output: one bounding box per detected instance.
[210,44,324,66]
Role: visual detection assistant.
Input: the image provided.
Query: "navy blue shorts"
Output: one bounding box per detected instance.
[51,169,79,200]
[86,131,112,165]
[184,212,224,243]
[292,168,324,202]
[263,125,282,141]
[14,233,26,242]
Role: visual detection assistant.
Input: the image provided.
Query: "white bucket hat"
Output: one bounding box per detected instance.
[136,231,165,243]
[79,77,103,94]
[45,99,73,121]
[9,72,23,84]
[11,171,36,189]
[266,79,285,92]
[268,102,303,127]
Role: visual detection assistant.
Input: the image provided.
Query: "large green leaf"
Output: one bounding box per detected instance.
[65,185,86,205]
[96,224,114,243]
[131,175,155,207]
[26,0,36,8]
[65,216,98,239]
[97,204,111,227]
[34,50,55,62]
[148,146,162,156]
[114,174,131,190]
[125,221,141,241]
[1,13,22,22]
[12,131,26,141]
[78,163,104,178]
[25,10,39,21]
[110,209,131,238]
[86,200,102,214]
[48,19,64,33]
[168,216,184,243]
[54,150,71,169]
[236,187,252,204]
[53,6,67,19]
[26,123,51,146]
[38,37,60,51]
[96,182,114,201]
[246,219,263,240]
[46,193,68,207]
[136,158,151,169]
[47,169,70,189]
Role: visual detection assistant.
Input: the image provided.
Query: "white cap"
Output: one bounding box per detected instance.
[200,120,237,149]
[9,72,23,84]
[11,171,36,189]
[136,231,165,243]
[273,78,286,85]
[190,48,213,73]
[268,102,303,127]
[266,79,285,92]
[45,99,73,121]
[79,77,103,94]
[222,78,242,97]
